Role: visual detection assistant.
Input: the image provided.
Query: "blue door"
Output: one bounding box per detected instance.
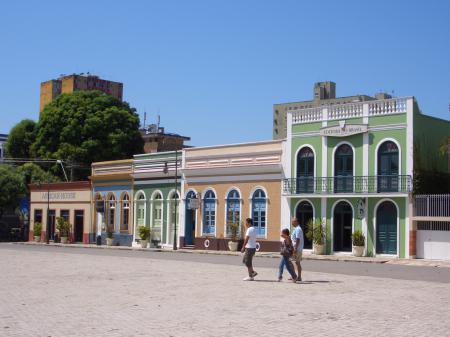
[334,144,353,193]
[377,141,399,192]
[184,191,196,246]
[376,201,397,255]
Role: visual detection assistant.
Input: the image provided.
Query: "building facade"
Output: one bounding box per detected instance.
[181,140,286,251]
[40,74,123,112]
[29,181,92,243]
[283,95,450,258]
[91,159,134,246]
[132,151,181,248]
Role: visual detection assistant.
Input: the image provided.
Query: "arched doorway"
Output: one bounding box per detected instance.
[295,201,313,249]
[334,144,353,193]
[333,201,352,252]
[377,141,399,192]
[376,201,397,255]
[296,147,314,193]
[184,191,197,246]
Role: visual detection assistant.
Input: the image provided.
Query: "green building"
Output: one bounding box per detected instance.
[283,92,450,258]
[132,151,181,248]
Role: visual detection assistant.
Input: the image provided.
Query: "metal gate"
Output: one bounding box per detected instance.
[414,195,450,260]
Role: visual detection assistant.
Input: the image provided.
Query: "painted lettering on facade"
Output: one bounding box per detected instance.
[41,192,76,200]
[320,124,368,137]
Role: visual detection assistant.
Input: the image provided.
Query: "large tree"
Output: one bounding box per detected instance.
[0,165,26,218]
[6,119,37,159]
[33,91,144,179]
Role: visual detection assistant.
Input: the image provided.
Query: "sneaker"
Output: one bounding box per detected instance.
[251,271,258,278]
[296,277,302,282]
[277,278,282,282]
[243,276,254,281]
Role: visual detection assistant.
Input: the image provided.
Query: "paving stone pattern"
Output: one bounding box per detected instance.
[0,246,449,337]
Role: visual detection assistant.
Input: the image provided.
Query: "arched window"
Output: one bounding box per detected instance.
[377,141,399,192]
[135,192,146,228]
[152,192,163,242]
[120,193,130,231]
[296,147,314,193]
[252,189,267,236]
[107,194,116,232]
[203,190,216,235]
[334,144,354,193]
[226,189,241,236]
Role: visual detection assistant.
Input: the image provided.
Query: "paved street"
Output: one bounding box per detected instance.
[1,244,450,337]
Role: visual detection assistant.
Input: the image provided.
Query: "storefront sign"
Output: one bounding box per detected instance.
[320,122,367,137]
[41,192,76,200]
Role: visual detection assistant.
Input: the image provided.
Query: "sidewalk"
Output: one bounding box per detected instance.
[14,241,450,268]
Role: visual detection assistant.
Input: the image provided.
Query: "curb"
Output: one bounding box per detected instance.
[12,242,450,268]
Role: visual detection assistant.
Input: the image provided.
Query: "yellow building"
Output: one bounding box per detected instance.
[181,140,286,251]
[29,181,92,243]
[40,74,123,112]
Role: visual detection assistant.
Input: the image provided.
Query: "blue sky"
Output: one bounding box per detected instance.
[1,0,449,146]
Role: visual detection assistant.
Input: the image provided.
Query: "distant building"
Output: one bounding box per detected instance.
[0,133,7,160]
[140,124,190,154]
[273,81,390,139]
[40,74,123,112]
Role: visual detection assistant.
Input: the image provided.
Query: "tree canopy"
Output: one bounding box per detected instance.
[32,91,144,179]
[0,165,26,218]
[5,119,36,159]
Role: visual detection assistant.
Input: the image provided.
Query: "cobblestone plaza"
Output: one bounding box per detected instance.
[1,244,450,337]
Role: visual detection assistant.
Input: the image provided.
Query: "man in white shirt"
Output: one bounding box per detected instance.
[241,218,258,281]
[291,217,304,282]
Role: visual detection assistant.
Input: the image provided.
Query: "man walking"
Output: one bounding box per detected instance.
[291,217,304,282]
[241,218,257,281]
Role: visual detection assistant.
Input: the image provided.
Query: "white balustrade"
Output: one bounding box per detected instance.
[328,103,363,120]
[369,98,407,116]
[291,107,322,124]
[290,97,409,124]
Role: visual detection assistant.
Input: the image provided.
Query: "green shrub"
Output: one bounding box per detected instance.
[305,219,325,245]
[352,230,365,246]
[228,222,239,241]
[56,217,71,237]
[138,226,151,241]
[33,222,42,236]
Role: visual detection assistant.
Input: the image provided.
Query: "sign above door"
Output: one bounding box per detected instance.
[320,121,368,137]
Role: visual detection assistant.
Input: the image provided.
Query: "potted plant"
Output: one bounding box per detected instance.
[56,217,71,244]
[106,226,114,246]
[33,222,42,242]
[138,226,151,248]
[305,219,326,255]
[352,230,365,257]
[227,222,239,251]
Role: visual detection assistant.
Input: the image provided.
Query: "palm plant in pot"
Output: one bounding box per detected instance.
[305,219,326,255]
[33,222,42,242]
[56,217,71,244]
[227,222,239,251]
[138,226,151,248]
[352,230,365,257]
[106,226,114,246]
